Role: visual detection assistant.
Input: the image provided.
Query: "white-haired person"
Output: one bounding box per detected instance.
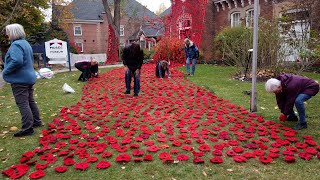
[2,23,43,137]
[74,58,99,82]
[265,74,319,130]
[184,38,199,76]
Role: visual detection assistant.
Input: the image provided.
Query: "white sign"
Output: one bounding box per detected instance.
[45,39,68,58]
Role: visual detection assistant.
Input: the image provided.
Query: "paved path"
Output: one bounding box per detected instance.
[0,64,123,89]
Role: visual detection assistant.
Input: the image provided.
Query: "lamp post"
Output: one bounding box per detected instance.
[250,0,259,112]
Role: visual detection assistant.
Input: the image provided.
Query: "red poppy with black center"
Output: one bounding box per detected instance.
[259,156,273,164]
[147,146,160,152]
[242,152,256,159]
[282,150,294,156]
[233,155,247,163]
[199,144,211,152]
[298,152,312,161]
[54,166,68,173]
[2,164,29,179]
[86,156,99,163]
[96,161,111,169]
[75,162,89,170]
[253,150,265,156]
[269,153,280,159]
[193,157,204,164]
[116,154,131,163]
[192,151,204,157]
[296,142,308,149]
[132,150,144,157]
[232,147,244,154]
[170,149,179,154]
[64,158,75,166]
[129,144,140,149]
[177,154,189,161]
[29,170,45,179]
[284,156,296,163]
[159,152,171,160]
[143,154,153,161]
[210,157,223,164]
[305,147,318,155]
[226,150,237,157]
[182,145,193,152]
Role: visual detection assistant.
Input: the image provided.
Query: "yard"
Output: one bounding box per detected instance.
[0,65,319,180]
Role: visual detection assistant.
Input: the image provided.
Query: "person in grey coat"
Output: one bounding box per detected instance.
[2,24,43,137]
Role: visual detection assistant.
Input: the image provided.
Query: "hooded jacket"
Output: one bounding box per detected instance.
[2,39,36,85]
[276,74,319,115]
[184,41,199,59]
[122,44,144,72]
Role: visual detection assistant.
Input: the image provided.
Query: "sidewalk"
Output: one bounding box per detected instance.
[0,64,123,89]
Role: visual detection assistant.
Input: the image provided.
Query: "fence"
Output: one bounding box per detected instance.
[48,53,107,67]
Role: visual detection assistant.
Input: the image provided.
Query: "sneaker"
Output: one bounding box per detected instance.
[293,123,307,130]
[33,122,44,128]
[124,90,130,94]
[14,129,34,137]
[287,115,298,122]
[190,74,194,77]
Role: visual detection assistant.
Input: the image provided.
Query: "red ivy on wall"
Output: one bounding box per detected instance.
[106,25,119,65]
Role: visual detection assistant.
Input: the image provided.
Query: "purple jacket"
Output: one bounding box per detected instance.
[276,74,319,115]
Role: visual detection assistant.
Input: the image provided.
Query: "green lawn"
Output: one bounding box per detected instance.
[0,65,319,180]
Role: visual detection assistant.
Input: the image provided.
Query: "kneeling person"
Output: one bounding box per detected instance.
[156,60,170,78]
[75,58,98,81]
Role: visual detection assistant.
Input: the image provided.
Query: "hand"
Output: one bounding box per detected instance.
[279,113,287,122]
[168,76,171,79]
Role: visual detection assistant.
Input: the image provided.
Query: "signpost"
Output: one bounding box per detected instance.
[250,0,259,112]
[45,38,71,71]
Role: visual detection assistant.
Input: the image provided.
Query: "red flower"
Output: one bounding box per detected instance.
[305,147,318,155]
[132,150,144,157]
[282,150,294,156]
[192,151,204,157]
[86,156,99,163]
[35,164,47,170]
[29,170,45,179]
[133,158,144,162]
[75,162,89,171]
[116,154,131,163]
[233,156,247,163]
[298,152,312,161]
[232,146,244,154]
[172,141,182,147]
[129,144,140,149]
[199,144,211,152]
[226,150,237,157]
[54,166,68,173]
[143,154,153,161]
[284,156,296,163]
[268,153,280,159]
[2,164,29,179]
[96,161,111,169]
[170,149,179,154]
[182,145,193,151]
[296,142,308,149]
[212,150,223,156]
[242,152,256,159]
[210,157,223,164]
[259,156,273,164]
[176,154,189,161]
[159,152,171,160]
[101,152,113,158]
[193,157,204,164]
[253,150,265,156]
[64,158,75,166]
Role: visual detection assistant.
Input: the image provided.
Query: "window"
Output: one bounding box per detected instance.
[74,26,82,36]
[120,25,124,36]
[231,12,241,27]
[120,42,125,48]
[246,9,254,27]
[75,42,83,52]
[140,40,146,49]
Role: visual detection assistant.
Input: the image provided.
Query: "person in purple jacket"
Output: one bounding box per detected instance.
[265,74,319,130]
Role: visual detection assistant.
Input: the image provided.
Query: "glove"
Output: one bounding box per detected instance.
[279,114,287,122]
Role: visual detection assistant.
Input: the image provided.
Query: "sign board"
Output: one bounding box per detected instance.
[45,39,68,58]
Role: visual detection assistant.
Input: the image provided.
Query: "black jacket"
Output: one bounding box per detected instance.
[122,44,144,72]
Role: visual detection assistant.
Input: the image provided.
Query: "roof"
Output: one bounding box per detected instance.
[128,24,164,40]
[160,7,172,17]
[71,0,158,21]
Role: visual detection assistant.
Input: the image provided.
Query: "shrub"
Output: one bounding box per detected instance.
[153,37,185,64]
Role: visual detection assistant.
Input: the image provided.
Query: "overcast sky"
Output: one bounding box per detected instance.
[136,0,171,12]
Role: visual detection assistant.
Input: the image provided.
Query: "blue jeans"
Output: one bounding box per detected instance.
[292,94,311,124]
[186,58,196,75]
[125,69,140,95]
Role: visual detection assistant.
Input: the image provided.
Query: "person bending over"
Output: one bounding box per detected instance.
[156,60,171,79]
[75,58,98,82]
[265,74,319,130]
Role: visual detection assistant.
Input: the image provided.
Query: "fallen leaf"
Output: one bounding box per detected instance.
[2,131,8,134]
[9,127,18,132]
[274,106,278,109]
[227,169,233,172]
[260,107,266,110]
[202,171,207,177]
[121,166,125,169]
[0,149,4,152]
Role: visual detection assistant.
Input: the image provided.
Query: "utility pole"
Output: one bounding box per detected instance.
[250,0,259,112]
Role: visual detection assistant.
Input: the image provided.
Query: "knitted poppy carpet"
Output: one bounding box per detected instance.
[2,64,320,179]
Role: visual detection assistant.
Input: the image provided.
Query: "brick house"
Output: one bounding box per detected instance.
[128,24,164,50]
[163,0,320,61]
[63,0,158,54]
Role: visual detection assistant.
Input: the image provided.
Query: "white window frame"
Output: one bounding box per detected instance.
[231,12,241,27]
[246,9,254,27]
[120,42,125,48]
[75,42,83,53]
[74,26,82,36]
[120,25,124,37]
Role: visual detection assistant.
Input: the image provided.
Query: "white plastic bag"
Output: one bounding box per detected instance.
[39,68,54,79]
[63,83,75,93]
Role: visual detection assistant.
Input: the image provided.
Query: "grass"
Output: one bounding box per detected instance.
[0,65,319,180]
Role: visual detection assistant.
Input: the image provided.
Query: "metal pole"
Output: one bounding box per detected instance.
[250,0,259,112]
[67,41,72,72]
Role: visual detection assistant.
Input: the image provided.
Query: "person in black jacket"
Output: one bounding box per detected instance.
[122,43,144,96]
[184,38,199,76]
[74,58,98,82]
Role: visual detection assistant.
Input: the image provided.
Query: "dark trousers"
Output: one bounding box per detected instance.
[155,63,165,78]
[125,69,140,95]
[11,84,41,131]
[75,63,90,80]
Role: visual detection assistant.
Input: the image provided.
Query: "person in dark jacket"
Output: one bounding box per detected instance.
[74,58,98,82]
[265,74,319,130]
[122,43,144,96]
[156,60,171,78]
[2,24,43,137]
[184,38,199,76]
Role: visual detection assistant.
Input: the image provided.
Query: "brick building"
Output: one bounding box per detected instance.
[63,0,158,54]
[163,0,319,61]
